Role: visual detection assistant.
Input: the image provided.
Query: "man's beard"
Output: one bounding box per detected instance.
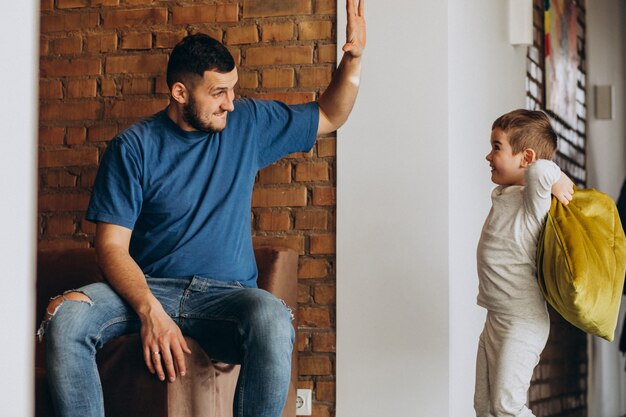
[182,94,226,133]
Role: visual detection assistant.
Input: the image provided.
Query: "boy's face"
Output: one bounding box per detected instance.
[486,128,525,186]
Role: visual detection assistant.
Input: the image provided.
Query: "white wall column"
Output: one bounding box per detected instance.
[0,2,39,416]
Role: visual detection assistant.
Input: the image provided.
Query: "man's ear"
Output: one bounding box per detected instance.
[520,148,536,167]
[170,82,189,104]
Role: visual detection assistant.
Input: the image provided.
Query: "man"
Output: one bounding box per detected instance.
[40,1,365,416]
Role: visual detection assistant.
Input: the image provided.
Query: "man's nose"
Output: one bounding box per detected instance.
[222,91,235,112]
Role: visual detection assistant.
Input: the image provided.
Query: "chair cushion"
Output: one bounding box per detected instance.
[537,188,626,341]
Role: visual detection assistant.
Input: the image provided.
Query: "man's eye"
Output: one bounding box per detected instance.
[213,91,225,98]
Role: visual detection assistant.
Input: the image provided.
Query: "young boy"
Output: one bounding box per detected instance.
[474,109,574,417]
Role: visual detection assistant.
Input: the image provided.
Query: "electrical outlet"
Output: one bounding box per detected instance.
[296,389,312,416]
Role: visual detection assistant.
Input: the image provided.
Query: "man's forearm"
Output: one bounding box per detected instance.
[96,241,163,320]
[317,53,362,135]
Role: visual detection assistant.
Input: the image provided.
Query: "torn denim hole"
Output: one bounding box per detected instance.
[279,299,295,321]
[36,290,93,342]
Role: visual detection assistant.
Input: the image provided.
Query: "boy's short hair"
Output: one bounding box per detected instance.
[166,33,235,90]
[492,109,558,160]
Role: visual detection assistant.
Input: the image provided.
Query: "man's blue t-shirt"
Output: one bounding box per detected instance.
[86,99,319,287]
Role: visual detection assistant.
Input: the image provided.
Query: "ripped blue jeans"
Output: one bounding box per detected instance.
[38,276,295,417]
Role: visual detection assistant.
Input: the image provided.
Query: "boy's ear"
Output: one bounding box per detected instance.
[170,82,189,104]
[520,148,536,167]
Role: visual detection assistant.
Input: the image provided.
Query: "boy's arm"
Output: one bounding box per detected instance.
[523,160,568,223]
[551,172,575,205]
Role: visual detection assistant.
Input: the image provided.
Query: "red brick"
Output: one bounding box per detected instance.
[237,71,258,89]
[298,258,328,279]
[102,9,167,29]
[39,80,63,99]
[262,68,294,89]
[296,331,310,352]
[243,0,311,18]
[79,219,96,235]
[310,234,335,254]
[248,92,315,105]
[297,380,314,390]
[299,66,332,88]
[313,284,335,304]
[41,58,101,77]
[312,332,336,353]
[252,187,307,207]
[295,210,328,230]
[124,0,156,4]
[225,25,259,45]
[155,75,169,94]
[52,36,83,55]
[106,54,168,75]
[38,240,90,251]
[316,137,336,157]
[298,283,311,304]
[316,381,335,401]
[121,32,152,50]
[39,193,91,212]
[257,211,291,231]
[67,79,97,98]
[172,4,238,24]
[86,33,118,53]
[155,30,187,49]
[46,215,75,236]
[39,127,65,146]
[66,127,87,145]
[105,98,168,119]
[46,170,78,188]
[299,355,332,375]
[318,44,337,64]
[80,169,98,188]
[295,161,329,182]
[299,21,332,41]
[41,13,99,33]
[40,102,101,121]
[122,78,154,95]
[246,46,313,66]
[312,186,335,206]
[41,0,53,11]
[257,163,291,184]
[39,148,99,168]
[261,22,294,42]
[91,0,119,5]
[299,307,331,327]
[88,125,119,142]
[57,0,88,8]
[101,78,117,97]
[315,0,336,14]
[311,404,331,417]
[40,39,49,56]
[252,235,304,254]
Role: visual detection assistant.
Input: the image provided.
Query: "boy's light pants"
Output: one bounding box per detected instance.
[474,310,550,417]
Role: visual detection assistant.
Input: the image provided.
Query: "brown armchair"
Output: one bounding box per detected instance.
[35,246,299,417]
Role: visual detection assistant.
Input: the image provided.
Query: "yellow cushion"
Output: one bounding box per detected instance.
[537,188,626,341]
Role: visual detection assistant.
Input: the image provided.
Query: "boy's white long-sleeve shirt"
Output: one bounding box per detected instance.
[476,159,561,318]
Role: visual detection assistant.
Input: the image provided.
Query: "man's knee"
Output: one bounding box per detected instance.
[38,291,93,342]
[44,292,92,321]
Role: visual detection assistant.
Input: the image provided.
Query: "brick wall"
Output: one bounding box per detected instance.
[38,1,338,415]
[526,1,588,416]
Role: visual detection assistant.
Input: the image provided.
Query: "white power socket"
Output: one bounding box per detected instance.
[296,389,312,416]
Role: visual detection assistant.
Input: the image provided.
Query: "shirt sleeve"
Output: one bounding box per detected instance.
[523,159,561,225]
[85,137,143,229]
[249,100,320,169]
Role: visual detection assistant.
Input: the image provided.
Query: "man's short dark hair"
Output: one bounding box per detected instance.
[166,33,235,89]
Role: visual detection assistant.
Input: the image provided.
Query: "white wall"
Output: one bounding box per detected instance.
[448,0,529,414]
[337,1,528,416]
[586,1,626,416]
[0,2,38,417]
